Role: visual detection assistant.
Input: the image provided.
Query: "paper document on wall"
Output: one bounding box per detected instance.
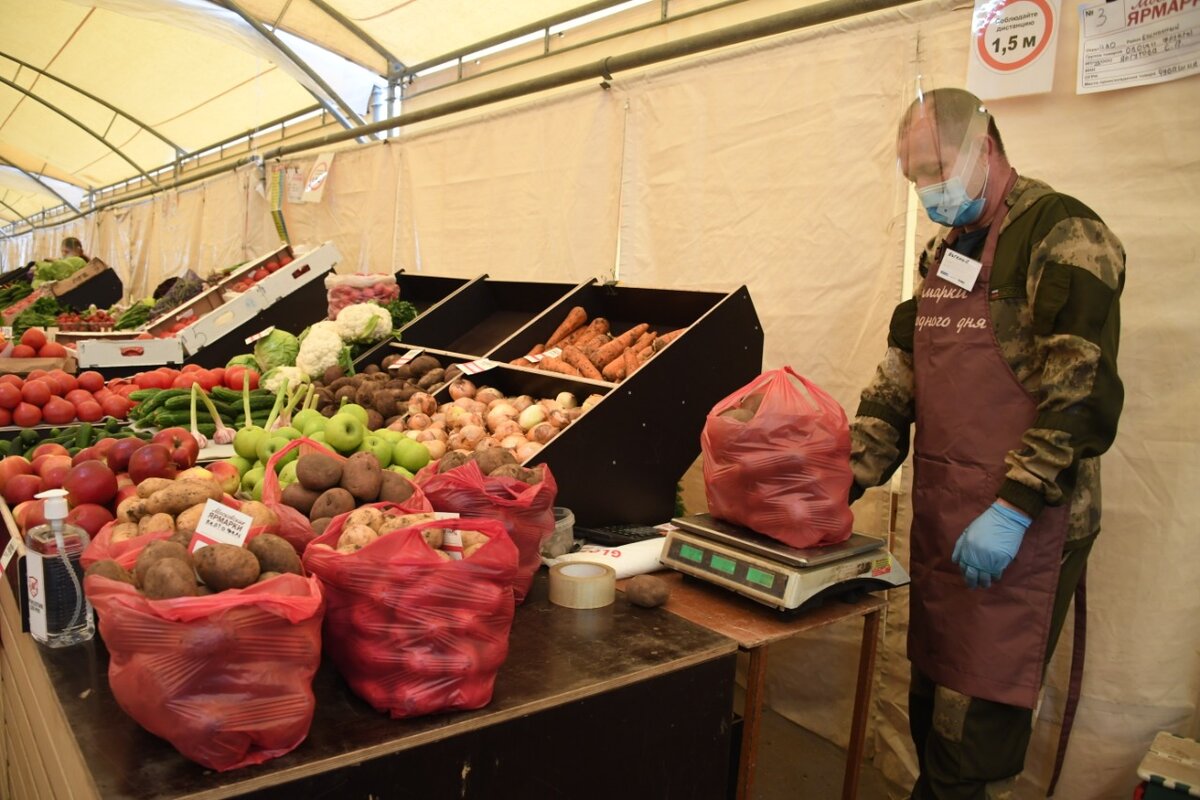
[301,152,336,204]
[967,0,1062,99]
[1077,0,1200,93]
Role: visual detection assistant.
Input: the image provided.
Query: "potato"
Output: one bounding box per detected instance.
[247,534,302,576]
[346,507,384,531]
[146,480,222,516]
[463,543,484,559]
[337,524,378,552]
[138,512,175,536]
[408,355,441,376]
[488,464,541,484]
[134,541,192,586]
[143,559,198,600]
[175,503,207,538]
[417,368,445,390]
[168,530,194,550]
[85,560,135,585]
[297,454,343,491]
[195,544,260,591]
[475,447,517,477]
[719,408,755,423]
[312,517,333,537]
[378,471,415,505]
[256,571,281,583]
[355,384,378,408]
[238,500,279,532]
[310,488,355,521]
[323,365,345,384]
[435,549,453,561]
[135,477,175,499]
[282,483,321,516]
[195,585,214,596]
[420,528,444,548]
[461,530,489,549]
[340,452,382,502]
[625,575,671,608]
[109,522,140,544]
[379,511,435,535]
[366,409,384,431]
[438,450,472,474]
[117,496,149,524]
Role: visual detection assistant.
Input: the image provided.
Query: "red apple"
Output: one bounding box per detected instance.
[66,504,114,537]
[71,447,101,467]
[94,437,119,458]
[115,484,139,505]
[33,454,72,479]
[41,463,71,490]
[63,461,118,506]
[106,438,148,474]
[152,427,200,470]
[207,461,241,495]
[32,443,70,460]
[13,499,44,531]
[128,444,177,484]
[4,473,43,506]
[0,456,33,492]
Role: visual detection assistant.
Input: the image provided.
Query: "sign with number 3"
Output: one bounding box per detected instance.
[966,0,1062,99]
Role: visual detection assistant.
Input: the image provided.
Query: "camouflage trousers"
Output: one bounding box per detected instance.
[908,536,1094,800]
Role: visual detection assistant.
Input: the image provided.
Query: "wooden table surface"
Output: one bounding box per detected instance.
[9,571,736,800]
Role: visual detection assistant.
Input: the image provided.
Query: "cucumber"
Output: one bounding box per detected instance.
[74,423,94,450]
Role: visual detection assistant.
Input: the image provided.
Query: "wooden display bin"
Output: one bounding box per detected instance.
[351,272,481,369]
[360,283,763,526]
[50,258,122,310]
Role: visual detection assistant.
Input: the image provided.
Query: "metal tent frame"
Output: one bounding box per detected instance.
[0,156,80,213]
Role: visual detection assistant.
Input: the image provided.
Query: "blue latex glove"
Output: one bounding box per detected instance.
[951,502,1032,589]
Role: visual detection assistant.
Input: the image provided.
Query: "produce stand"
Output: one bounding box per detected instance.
[358,281,764,526]
[0,552,736,800]
[350,271,478,368]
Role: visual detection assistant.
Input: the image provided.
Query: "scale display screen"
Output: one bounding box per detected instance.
[665,536,787,600]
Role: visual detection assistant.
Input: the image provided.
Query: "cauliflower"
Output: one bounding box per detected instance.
[335,303,393,344]
[262,366,306,394]
[296,322,348,378]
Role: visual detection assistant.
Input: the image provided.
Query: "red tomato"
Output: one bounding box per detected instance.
[210,367,226,385]
[181,364,202,374]
[0,383,21,410]
[171,374,199,389]
[26,369,48,381]
[194,370,220,391]
[66,389,93,407]
[0,408,10,426]
[42,397,76,425]
[0,375,22,388]
[12,403,41,427]
[37,342,68,359]
[116,385,139,398]
[75,401,103,422]
[20,380,51,407]
[76,371,105,392]
[11,345,36,358]
[225,367,260,391]
[100,395,130,419]
[19,328,46,351]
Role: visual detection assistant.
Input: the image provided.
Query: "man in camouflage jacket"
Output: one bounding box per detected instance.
[849,88,1124,798]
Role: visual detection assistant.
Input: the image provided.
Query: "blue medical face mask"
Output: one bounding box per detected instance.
[917,163,989,227]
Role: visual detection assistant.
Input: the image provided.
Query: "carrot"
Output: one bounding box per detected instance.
[631,331,655,353]
[623,349,640,379]
[546,306,588,347]
[563,345,603,380]
[566,317,610,347]
[582,334,611,366]
[527,343,546,357]
[652,328,686,352]
[594,323,650,367]
[602,352,627,382]
[538,356,581,377]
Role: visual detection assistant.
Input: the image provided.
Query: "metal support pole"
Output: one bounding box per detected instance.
[0,156,81,213]
[307,0,405,73]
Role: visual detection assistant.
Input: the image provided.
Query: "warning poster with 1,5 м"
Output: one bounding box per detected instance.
[967,0,1062,99]
[1077,0,1200,93]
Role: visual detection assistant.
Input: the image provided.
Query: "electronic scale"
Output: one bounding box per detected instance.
[662,513,910,612]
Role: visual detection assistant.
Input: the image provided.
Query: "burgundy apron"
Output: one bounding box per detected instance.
[909,169,1071,710]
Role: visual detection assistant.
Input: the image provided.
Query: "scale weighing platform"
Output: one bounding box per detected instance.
[663,513,910,612]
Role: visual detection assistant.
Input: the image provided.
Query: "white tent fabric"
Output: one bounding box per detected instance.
[0,4,1197,798]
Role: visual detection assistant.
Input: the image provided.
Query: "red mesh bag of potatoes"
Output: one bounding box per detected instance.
[701,367,854,549]
[262,437,431,552]
[416,459,556,604]
[82,494,276,571]
[84,536,325,772]
[303,509,518,719]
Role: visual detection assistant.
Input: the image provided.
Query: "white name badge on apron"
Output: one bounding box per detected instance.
[937,248,983,292]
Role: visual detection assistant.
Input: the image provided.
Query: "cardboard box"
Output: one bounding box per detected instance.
[75,336,184,368]
[49,258,109,297]
[0,356,77,375]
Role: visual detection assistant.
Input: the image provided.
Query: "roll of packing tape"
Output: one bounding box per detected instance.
[549,561,616,609]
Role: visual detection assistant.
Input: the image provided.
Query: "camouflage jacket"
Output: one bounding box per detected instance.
[850,176,1125,540]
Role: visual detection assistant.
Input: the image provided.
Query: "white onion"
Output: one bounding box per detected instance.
[476,387,504,405]
[405,430,421,440]
[407,413,431,430]
[556,392,578,410]
[485,403,518,432]
[475,437,501,453]
[500,434,527,449]
[460,424,486,448]
[415,430,437,443]
[448,379,477,400]
[547,409,569,429]
[423,440,447,460]
[515,441,543,462]
[511,395,534,412]
[492,419,523,438]
[528,422,557,444]
[518,405,545,431]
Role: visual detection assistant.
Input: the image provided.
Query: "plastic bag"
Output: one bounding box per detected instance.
[85,539,325,772]
[417,460,556,604]
[303,512,517,719]
[262,437,431,552]
[701,367,854,548]
[324,273,399,319]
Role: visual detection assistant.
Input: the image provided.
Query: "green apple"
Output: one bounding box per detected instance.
[275,426,303,441]
[325,412,365,453]
[376,429,403,444]
[278,460,299,487]
[233,425,265,461]
[257,436,298,472]
[389,465,415,480]
[251,477,265,501]
[241,464,266,494]
[308,430,328,445]
[229,455,253,477]
[293,409,326,436]
[358,434,392,467]
[392,437,431,473]
[340,403,369,427]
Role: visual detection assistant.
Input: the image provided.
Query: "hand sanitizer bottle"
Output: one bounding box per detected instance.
[24,488,94,647]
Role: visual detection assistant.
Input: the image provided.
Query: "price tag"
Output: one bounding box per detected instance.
[524,347,562,364]
[937,249,983,292]
[189,499,254,552]
[245,325,275,345]
[1,326,11,340]
[388,348,423,369]
[1,538,18,572]
[456,358,497,375]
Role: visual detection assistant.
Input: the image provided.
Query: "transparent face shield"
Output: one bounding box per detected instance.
[899,89,993,227]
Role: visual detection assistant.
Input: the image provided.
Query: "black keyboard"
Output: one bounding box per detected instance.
[574,524,666,547]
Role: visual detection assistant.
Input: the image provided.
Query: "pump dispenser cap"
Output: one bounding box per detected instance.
[35,488,70,521]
